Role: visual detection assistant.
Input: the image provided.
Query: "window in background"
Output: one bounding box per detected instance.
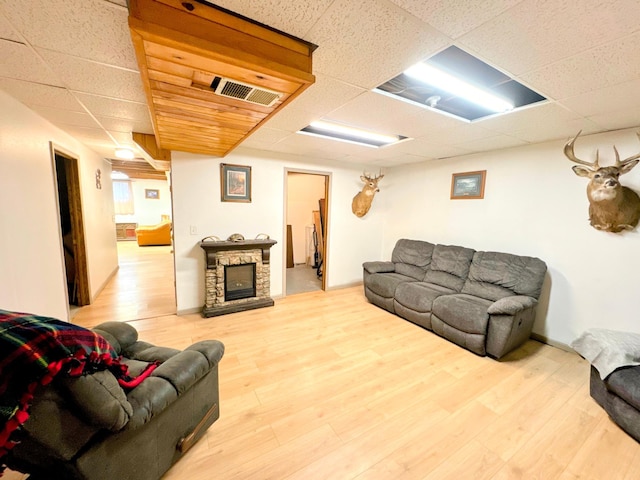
[113,180,134,214]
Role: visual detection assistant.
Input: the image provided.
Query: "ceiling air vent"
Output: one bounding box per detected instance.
[210,76,282,107]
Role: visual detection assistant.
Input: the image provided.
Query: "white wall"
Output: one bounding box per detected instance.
[287,172,326,264]
[381,127,640,347]
[115,178,172,225]
[0,90,118,320]
[171,148,384,313]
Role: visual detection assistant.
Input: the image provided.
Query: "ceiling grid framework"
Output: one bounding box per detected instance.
[0,0,638,170]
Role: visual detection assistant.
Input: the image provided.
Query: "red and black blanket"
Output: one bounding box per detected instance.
[0,310,157,474]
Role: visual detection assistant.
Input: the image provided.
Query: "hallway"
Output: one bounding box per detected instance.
[72,242,175,328]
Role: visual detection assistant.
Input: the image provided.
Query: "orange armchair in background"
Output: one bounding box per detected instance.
[135,218,172,246]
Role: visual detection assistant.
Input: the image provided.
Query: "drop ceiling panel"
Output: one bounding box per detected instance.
[387,0,522,40]
[208,0,333,39]
[0,77,84,111]
[459,0,640,76]
[1,0,138,69]
[561,79,640,118]
[30,106,101,128]
[306,0,449,89]
[521,31,640,100]
[481,103,601,143]
[0,40,62,85]
[0,12,20,42]
[36,48,146,102]
[288,73,365,116]
[74,93,151,121]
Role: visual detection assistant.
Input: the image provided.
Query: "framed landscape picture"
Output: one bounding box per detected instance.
[220,163,251,202]
[145,188,159,199]
[450,170,486,199]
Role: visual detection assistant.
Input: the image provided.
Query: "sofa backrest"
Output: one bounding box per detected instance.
[423,244,476,291]
[462,251,547,301]
[391,239,435,280]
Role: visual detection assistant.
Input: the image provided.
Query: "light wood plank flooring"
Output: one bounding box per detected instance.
[5,246,640,479]
[72,241,176,327]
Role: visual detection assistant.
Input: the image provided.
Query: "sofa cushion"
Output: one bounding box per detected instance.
[423,244,475,291]
[606,367,640,411]
[366,272,417,298]
[432,294,493,335]
[462,251,547,301]
[391,239,435,280]
[60,370,133,431]
[395,282,456,313]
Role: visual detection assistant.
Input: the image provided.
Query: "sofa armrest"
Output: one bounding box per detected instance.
[487,295,537,315]
[124,341,224,429]
[363,261,395,274]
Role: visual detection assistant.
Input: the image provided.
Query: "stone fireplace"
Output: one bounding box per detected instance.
[200,238,277,317]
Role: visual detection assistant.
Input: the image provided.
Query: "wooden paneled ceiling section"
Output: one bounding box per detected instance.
[128,0,316,157]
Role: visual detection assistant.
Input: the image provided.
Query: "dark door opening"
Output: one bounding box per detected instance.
[53,149,90,306]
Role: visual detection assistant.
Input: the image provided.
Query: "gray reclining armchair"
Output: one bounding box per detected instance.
[3,321,224,480]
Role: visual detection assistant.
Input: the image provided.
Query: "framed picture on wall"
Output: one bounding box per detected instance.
[450,170,486,199]
[220,163,251,202]
[145,189,160,199]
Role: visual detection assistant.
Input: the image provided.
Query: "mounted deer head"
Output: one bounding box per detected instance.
[564,131,640,233]
[352,172,384,218]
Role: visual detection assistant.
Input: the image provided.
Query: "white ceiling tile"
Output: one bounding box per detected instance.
[36,48,146,103]
[0,77,84,111]
[291,73,365,116]
[108,130,137,145]
[240,127,291,149]
[459,0,640,76]
[561,79,640,118]
[30,105,100,128]
[263,106,318,132]
[396,137,474,159]
[307,0,449,89]
[74,93,150,121]
[2,0,137,69]
[0,9,21,42]
[587,109,640,132]
[521,31,640,100]
[481,102,600,142]
[56,125,113,145]
[387,0,522,39]
[0,40,63,85]
[456,134,528,152]
[207,0,333,39]
[96,115,154,135]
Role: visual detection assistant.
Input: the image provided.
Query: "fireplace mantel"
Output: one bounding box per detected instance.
[200,238,277,317]
[201,239,277,269]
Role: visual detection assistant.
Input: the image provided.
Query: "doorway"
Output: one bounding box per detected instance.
[285,170,330,296]
[52,146,90,307]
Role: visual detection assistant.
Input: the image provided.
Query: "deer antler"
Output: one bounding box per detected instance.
[564,130,599,170]
[613,132,640,167]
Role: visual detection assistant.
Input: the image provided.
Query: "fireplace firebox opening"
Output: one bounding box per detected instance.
[225,263,256,301]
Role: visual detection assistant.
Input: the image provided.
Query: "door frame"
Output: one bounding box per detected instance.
[283,168,331,295]
[50,143,91,307]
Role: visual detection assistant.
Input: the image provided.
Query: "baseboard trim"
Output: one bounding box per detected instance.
[530,332,574,353]
[91,265,119,303]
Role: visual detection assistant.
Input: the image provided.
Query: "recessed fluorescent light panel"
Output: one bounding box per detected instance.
[298,120,407,148]
[374,46,546,122]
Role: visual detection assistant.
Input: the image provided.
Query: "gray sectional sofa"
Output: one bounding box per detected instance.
[363,239,547,359]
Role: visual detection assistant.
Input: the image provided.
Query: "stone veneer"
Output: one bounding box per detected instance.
[200,239,277,317]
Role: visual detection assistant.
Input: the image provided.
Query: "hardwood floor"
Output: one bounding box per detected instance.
[72,241,176,327]
[5,246,640,479]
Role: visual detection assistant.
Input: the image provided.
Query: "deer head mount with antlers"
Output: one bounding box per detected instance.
[352,172,384,218]
[564,131,640,233]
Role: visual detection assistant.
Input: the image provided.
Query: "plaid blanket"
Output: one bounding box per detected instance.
[0,310,157,474]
